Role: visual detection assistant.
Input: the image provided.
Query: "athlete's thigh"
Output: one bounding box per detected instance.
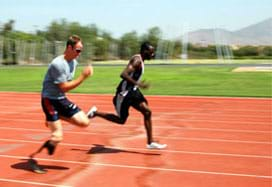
[65,111,90,127]
[41,98,59,121]
[133,101,150,114]
[114,93,130,120]
[53,98,89,127]
[57,98,81,118]
[41,97,80,121]
[131,90,149,112]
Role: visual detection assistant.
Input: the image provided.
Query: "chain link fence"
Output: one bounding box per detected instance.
[0,37,104,65]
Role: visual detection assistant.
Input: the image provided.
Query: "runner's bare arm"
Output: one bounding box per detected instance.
[120,57,149,89]
[58,65,93,92]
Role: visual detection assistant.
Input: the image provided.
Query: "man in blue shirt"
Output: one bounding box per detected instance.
[29,35,94,173]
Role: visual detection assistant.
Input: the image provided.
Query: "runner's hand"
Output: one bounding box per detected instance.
[138,80,150,89]
[82,65,93,78]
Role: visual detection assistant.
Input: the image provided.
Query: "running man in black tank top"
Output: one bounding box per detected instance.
[88,42,167,149]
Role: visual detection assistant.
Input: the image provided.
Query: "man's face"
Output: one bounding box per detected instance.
[145,46,155,60]
[69,41,83,58]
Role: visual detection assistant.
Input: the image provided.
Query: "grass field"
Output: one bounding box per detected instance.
[0,64,271,97]
[90,59,272,65]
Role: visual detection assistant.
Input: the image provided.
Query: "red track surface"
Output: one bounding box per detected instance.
[0,92,271,187]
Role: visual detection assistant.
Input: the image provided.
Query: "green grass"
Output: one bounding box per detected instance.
[91,59,272,65]
[0,64,271,97]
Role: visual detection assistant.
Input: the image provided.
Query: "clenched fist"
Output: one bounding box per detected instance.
[82,65,93,78]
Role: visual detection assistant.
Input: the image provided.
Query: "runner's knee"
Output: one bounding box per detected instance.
[77,118,91,127]
[51,131,63,142]
[117,115,127,124]
[118,118,126,124]
[72,111,91,127]
[143,109,152,118]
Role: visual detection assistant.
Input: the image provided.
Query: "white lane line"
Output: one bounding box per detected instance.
[0,144,23,153]
[1,91,271,102]
[0,116,270,126]
[0,126,270,144]
[0,94,270,107]
[0,125,270,134]
[0,154,271,179]
[0,138,271,159]
[0,178,71,187]
[164,137,272,144]
[0,103,270,113]
[0,104,270,117]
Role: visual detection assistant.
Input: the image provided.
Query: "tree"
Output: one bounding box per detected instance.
[1,20,17,64]
[119,31,139,59]
[141,27,162,49]
[233,46,258,57]
[1,20,15,35]
[263,46,272,56]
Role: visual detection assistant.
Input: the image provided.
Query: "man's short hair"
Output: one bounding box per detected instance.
[140,42,153,53]
[66,35,81,48]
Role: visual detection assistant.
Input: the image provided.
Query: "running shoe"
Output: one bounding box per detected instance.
[146,142,167,149]
[87,106,97,118]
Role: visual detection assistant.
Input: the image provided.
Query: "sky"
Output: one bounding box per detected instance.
[1,0,271,38]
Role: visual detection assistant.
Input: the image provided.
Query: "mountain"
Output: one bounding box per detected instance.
[186,18,272,46]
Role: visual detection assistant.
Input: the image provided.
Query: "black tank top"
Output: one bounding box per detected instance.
[116,54,144,93]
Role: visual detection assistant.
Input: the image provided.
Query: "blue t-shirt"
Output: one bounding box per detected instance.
[42,55,77,99]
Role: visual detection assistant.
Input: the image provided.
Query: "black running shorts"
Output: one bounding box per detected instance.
[113,89,147,122]
[41,97,81,121]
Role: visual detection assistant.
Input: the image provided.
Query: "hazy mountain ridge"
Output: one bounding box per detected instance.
[187,18,272,46]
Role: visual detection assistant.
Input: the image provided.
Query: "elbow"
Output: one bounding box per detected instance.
[60,87,69,93]
[58,83,69,93]
[120,73,125,79]
[120,71,129,79]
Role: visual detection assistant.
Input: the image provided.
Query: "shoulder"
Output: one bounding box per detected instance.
[51,55,63,64]
[130,54,142,61]
[49,56,66,71]
[129,54,142,67]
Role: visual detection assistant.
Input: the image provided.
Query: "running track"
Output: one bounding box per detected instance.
[0,92,271,187]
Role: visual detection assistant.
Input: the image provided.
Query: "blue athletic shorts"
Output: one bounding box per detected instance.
[41,97,81,121]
